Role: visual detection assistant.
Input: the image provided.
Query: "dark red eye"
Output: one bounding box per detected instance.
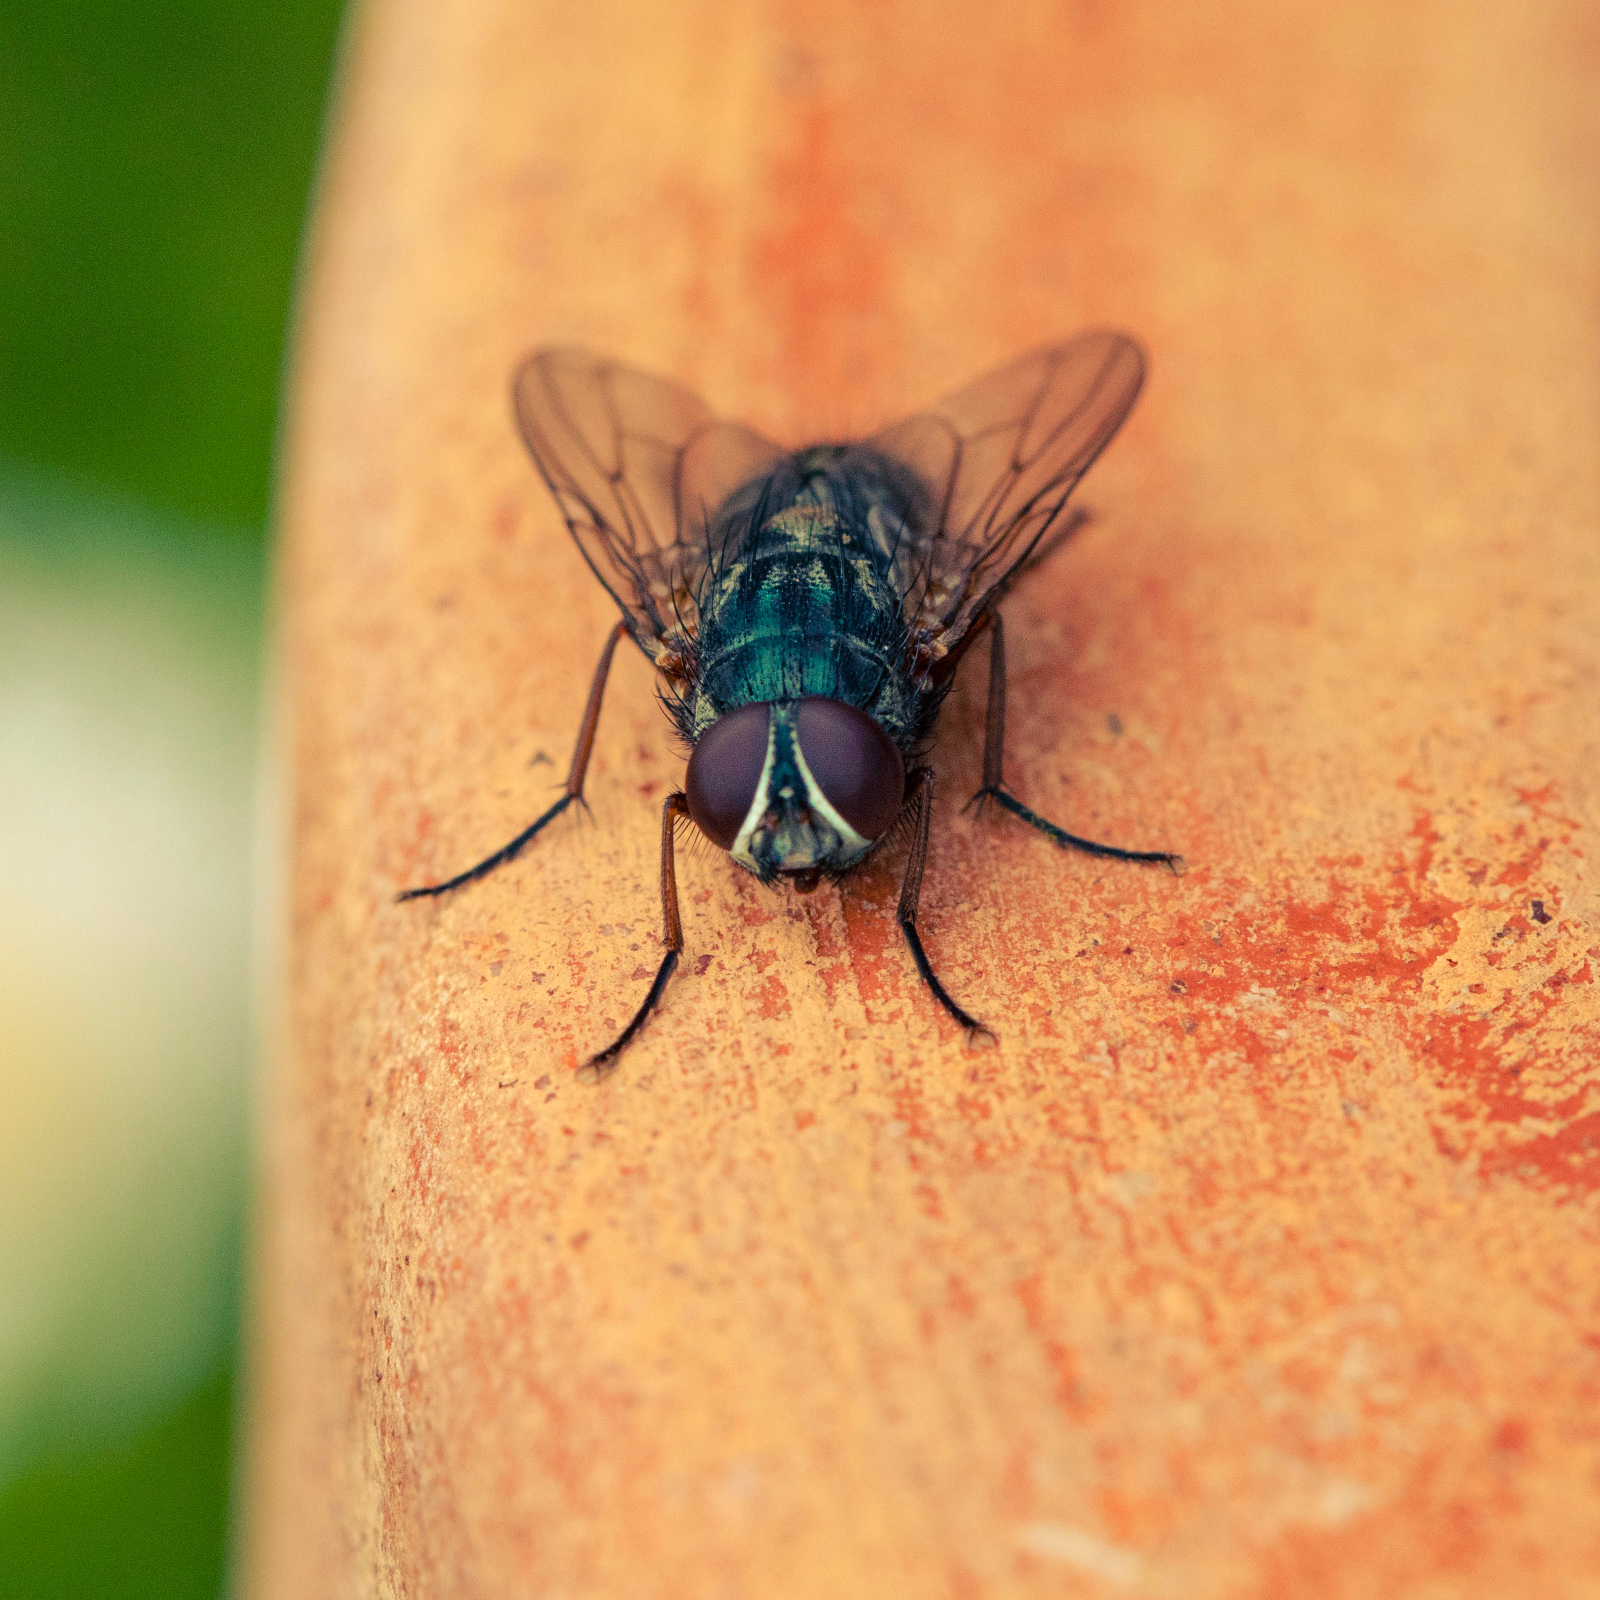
[794,698,904,840]
[685,703,771,847]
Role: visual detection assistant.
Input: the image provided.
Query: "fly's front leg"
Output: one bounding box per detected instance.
[585,791,691,1077]
[897,767,994,1042]
[398,619,629,901]
[969,612,1182,872]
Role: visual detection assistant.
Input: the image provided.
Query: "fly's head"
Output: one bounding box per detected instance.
[685,699,906,883]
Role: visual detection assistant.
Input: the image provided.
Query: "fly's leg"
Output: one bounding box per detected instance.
[398,620,628,901]
[897,767,994,1042]
[585,791,691,1077]
[968,612,1183,872]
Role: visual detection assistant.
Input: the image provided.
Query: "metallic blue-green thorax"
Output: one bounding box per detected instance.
[682,452,924,747]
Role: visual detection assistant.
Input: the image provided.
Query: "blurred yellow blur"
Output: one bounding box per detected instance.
[0,474,263,1587]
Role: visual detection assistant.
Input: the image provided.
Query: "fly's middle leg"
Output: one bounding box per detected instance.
[967,611,1183,873]
[397,619,629,901]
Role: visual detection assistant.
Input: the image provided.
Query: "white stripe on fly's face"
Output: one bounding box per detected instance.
[728,714,777,869]
[728,703,873,875]
[786,721,872,865]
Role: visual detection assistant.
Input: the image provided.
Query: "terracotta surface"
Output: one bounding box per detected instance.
[242,0,1600,1594]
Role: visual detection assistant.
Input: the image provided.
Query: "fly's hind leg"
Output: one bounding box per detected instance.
[397,619,628,901]
[897,767,995,1043]
[584,790,691,1078]
[968,612,1183,873]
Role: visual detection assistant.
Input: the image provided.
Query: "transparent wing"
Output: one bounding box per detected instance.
[867,330,1146,653]
[512,348,784,661]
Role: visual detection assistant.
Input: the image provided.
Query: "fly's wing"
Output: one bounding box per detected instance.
[512,349,784,661]
[867,331,1146,658]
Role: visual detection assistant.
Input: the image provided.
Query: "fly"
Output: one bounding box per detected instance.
[400,332,1182,1073]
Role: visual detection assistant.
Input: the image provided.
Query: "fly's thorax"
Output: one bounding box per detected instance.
[684,698,906,881]
[686,498,920,747]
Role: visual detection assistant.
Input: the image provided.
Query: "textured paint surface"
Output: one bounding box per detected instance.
[244,0,1600,1595]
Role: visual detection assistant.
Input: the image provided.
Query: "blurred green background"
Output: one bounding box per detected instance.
[0,3,346,1594]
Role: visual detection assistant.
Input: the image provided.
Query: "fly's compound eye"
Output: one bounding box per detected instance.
[685,703,772,848]
[794,698,905,841]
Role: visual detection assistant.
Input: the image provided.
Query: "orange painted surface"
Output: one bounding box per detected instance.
[243,0,1600,1594]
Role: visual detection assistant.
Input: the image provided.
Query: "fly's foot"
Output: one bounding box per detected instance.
[576,1054,623,1086]
[963,784,1003,819]
[900,917,993,1041]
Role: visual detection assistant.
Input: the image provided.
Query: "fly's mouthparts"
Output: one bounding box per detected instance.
[751,797,839,875]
